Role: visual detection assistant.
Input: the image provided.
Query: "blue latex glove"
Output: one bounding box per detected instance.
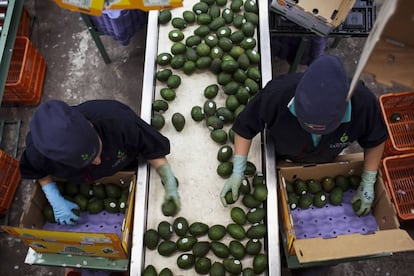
[42,182,80,225]
[157,163,181,210]
[220,155,247,207]
[351,170,377,216]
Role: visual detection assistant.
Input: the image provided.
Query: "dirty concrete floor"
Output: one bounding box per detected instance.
[1,0,414,275]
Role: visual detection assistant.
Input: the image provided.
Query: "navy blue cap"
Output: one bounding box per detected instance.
[294,55,349,135]
[30,100,100,168]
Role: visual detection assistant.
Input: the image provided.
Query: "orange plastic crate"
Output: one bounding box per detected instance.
[382,153,414,220]
[0,150,21,216]
[379,91,414,156]
[3,36,46,105]
[17,7,31,37]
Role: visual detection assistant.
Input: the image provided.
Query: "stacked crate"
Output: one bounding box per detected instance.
[379,91,414,220]
[2,7,46,106]
[0,150,21,216]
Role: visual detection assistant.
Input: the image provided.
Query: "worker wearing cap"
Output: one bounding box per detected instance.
[220,55,388,216]
[20,100,180,224]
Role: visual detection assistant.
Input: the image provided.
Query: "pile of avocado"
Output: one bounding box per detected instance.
[145,169,268,274]
[42,181,130,223]
[286,174,362,211]
[147,171,269,274]
[151,0,261,145]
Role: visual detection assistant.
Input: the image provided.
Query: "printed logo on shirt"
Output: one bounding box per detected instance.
[117,150,125,159]
[81,154,89,161]
[112,150,127,168]
[329,132,351,149]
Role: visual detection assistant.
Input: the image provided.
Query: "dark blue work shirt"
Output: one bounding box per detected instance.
[232,74,388,163]
[20,100,170,184]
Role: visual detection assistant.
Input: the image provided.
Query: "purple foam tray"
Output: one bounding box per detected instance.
[43,211,125,238]
[291,189,378,239]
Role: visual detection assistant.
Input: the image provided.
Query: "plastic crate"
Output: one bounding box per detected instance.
[2,36,46,105]
[382,153,414,220]
[379,91,414,156]
[0,150,21,216]
[17,7,31,37]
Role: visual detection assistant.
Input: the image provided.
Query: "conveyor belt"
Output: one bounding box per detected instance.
[0,0,24,106]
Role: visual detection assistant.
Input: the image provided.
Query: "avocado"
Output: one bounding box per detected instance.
[246,207,265,224]
[223,258,242,274]
[216,0,227,6]
[193,1,209,14]
[225,191,238,205]
[105,184,122,198]
[156,52,172,66]
[209,16,225,31]
[203,99,217,117]
[252,173,265,187]
[210,47,224,60]
[118,193,128,213]
[243,268,256,276]
[177,253,195,269]
[207,116,224,130]
[245,12,259,25]
[221,60,239,73]
[160,88,176,102]
[218,37,233,51]
[64,182,79,197]
[335,174,351,191]
[186,47,199,61]
[246,49,260,64]
[143,264,157,276]
[224,81,240,95]
[173,216,189,236]
[390,112,402,123]
[313,191,327,208]
[241,21,256,37]
[159,268,173,276]
[192,241,210,257]
[253,184,268,202]
[221,8,234,24]
[196,42,211,57]
[233,68,248,83]
[329,187,344,206]
[42,204,56,223]
[157,220,173,240]
[208,4,220,18]
[239,177,251,195]
[176,236,197,251]
[244,161,256,176]
[196,56,213,69]
[217,72,232,85]
[217,145,233,162]
[208,224,226,241]
[237,53,251,70]
[240,37,256,50]
[158,240,177,256]
[171,17,187,29]
[210,241,230,258]
[151,113,165,130]
[231,207,247,225]
[210,262,226,276]
[194,25,211,37]
[293,178,307,195]
[152,99,169,112]
[217,162,233,178]
[226,223,245,240]
[286,181,295,194]
[161,199,179,217]
[352,199,362,213]
[185,35,202,47]
[321,176,336,192]
[170,56,186,70]
[287,192,299,210]
[229,240,245,259]
[168,29,184,42]
[87,199,104,214]
[204,84,219,99]
[158,10,172,25]
[189,222,209,237]
[299,194,313,209]
[246,223,266,239]
[253,254,267,274]
[103,198,119,213]
[195,256,212,274]
[242,194,261,208]
[228,128,235,143]
[245,238,262,255]
[73,194,88,211]
[167,74,181,89]
[191,105,204,122]
[79,183,93,199]
[211,129,228,144]
[172,112,186,132]
[183,60,197,75]
[348,174,362,190]
[230,30,245,44]
[144,229,160,250]
[197,13,212,25]
[306,179,322,194]
[205,34,219,48]
[216,107,234,124]
[183,10,196,23]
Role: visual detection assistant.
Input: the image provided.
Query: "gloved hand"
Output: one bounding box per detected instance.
[220,155,247,207]
[351,170,377,216]
[157,163,181,210]
[42,182,80,225]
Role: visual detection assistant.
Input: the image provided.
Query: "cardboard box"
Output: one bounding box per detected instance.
[270,0,356,36]
[278,153,414,263]
[2,172,136,259]
[348,0,414,96]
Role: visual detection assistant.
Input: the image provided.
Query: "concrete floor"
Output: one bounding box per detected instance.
[1,0,414,275]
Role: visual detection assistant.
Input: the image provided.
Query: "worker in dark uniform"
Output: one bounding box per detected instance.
[20,99,180,225]
[220,55,388,217]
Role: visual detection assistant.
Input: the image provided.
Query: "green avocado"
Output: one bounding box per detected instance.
[161,199,179,217]
[105,184,121,199]
[144,229,160,250]
[177,253,195,269]
[158,240,177,256]
[87,199,104,214]
[173,216,189,236]
[229,240,245,259]
[208,224,226,241]
[158,220,173,240]
[172,112,185,132]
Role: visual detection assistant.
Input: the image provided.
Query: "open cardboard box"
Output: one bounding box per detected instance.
[349,0,414,95]
[270,0,356,36]
[278,153,414,263]
[2,171,136,259]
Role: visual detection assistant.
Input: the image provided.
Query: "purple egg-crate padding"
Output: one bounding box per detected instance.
[43,211,125,238]
[291,189,379,239]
